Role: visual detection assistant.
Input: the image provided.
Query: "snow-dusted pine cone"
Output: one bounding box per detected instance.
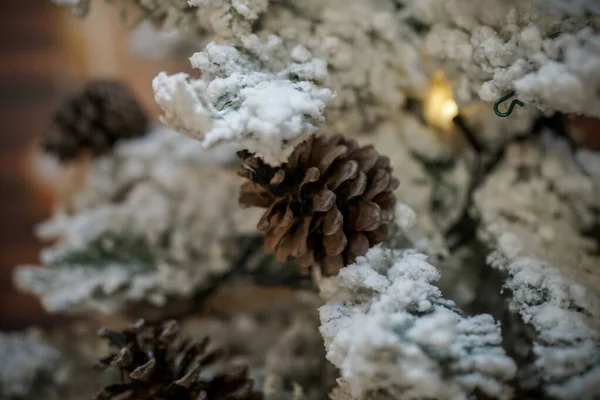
[43,80,148,162]
[238,134,398,277]
[96,320,262,400]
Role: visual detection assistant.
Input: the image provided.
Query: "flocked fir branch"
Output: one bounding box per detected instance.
[475,132,600,307]
[319,241,517,400]
[491,255,600,399]
[15,127,263,314]
[475,132,600,399]
[153,35,333,165]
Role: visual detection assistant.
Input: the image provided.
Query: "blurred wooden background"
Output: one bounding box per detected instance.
[0,0,188,330]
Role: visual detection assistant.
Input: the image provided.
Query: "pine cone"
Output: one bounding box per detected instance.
[43,80,148,162]
[238,134,398,277]
[96,320,262,400]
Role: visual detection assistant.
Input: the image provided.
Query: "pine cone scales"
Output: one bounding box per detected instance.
[43,80,148,161]
[96,320,262,400]
[238,134,398,276]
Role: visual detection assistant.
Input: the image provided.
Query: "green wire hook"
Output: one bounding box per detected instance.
[493,90,524,117]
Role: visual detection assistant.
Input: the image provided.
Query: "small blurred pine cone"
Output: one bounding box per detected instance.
[96,320,262,400]
[43,80,148,162]
[238,134,398,277]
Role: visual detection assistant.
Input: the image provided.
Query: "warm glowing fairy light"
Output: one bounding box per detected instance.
[423,73,459,132]
[439,97,459,121]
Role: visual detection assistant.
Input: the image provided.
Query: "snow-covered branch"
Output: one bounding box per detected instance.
[15,128,261,314]
[493,255,600,399]
[153,35,333,164]
[319,244,516,400]
[475,132,600,298]
[476,133,600,398]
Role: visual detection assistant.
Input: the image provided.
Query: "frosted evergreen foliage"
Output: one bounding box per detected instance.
[15,128,260,314]
[490,254,600,399]
[476,133,600,398]
[153,35,333,165]
[475,133,600,302]
[319,245,517,400]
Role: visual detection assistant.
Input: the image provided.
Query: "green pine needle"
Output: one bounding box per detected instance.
[48,231,159,271]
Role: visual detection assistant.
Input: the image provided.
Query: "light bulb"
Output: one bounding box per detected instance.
[423,73,459,132]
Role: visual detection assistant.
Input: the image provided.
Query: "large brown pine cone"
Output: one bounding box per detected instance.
[96,320,262,400]
[238,134,398,277]
[43,80,148,162]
